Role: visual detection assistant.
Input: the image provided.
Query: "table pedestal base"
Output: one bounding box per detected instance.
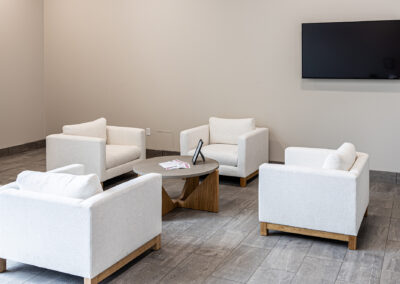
[162,170,219,216]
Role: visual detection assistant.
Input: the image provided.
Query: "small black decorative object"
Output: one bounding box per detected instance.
[192,139,205,165]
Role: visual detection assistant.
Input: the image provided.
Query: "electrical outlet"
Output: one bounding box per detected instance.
[146,128,151,136]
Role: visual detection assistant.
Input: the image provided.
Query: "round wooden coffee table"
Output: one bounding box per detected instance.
[133,156,219,216]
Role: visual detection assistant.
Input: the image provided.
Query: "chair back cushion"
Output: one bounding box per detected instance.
[16,171,103,199]
[323,142,357,171]
[209,117,255,145]
[63,118,107,140]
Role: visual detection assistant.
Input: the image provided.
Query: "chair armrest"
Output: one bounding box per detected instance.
[0,189,91,277]
[285,147,335,168]
[48,164,85,175]
[350,152,369,177]
[237,128,269,177]
[259,163,360,235]
[351,152,370,231]
[180,125,210,155]
[106,126,146,159]
[0,182,17,190]
[0,164,86,190]
[80,173,162,277]
[46,134,106,181]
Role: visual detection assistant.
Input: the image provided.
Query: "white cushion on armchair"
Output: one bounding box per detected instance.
[323,142,357,171]
[188,144,238,167]
[106,145,141,169]
[209,117,255,145]
[63,117,107,140]
[16,171,103,199]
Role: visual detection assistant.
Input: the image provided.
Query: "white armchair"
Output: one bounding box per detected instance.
[0,164,162,284]
[180,117,269,187]
[46,118,146,182]
[258,143,369,250]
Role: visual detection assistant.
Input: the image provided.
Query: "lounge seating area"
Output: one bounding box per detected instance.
[1,1,400,283]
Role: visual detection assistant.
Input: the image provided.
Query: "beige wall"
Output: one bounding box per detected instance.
[44,0,400,172]
[0,0,45,149]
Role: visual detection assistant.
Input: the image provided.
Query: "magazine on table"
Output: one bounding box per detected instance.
[159,159,190,170]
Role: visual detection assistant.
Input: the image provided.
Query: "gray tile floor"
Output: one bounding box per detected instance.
[1,148,400,284]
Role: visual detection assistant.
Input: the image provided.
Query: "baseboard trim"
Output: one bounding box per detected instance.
[0,140,46,158]
[146,149,179,158]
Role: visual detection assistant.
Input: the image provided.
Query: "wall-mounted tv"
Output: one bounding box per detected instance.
[302,20,400,79]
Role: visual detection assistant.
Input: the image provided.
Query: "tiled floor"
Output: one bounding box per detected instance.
[1,148,400,283]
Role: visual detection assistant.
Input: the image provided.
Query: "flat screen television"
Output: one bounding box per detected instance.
[302,20,400,79]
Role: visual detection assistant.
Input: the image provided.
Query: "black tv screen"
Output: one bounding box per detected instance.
[302,20,400,79]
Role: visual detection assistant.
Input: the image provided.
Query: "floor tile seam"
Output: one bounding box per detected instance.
[243,249,274,284]
[208,274,245,284]
[156,251,196,283]
[379,216,392,283]
[208,226,258,283]
[290,241,315,283]
[334,257,345,283]
[219,275,248,284]
[178,220,220,242]
[240,228,283,283]
[14,268,45,284]
[306,250,347,262]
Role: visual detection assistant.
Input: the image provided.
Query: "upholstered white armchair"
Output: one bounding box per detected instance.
[0,164,162,284]
[180,117,269,187]
[259,143,369,250]
[46,118,146,182]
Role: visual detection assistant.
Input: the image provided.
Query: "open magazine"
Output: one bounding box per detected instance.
[159,159,191,170]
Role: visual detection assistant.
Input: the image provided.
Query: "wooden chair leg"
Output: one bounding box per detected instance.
[348,236,357,250]
[0,258,6,273]
[82,235,161,284]
[260,222,269,236]
[84,278,98,284]
[240,177,247,188]
[240,170,259,187]
[153,235,161,250]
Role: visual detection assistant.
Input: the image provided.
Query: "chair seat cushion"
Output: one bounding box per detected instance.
[106,145,141,169]
[189,144,238,167]
[63,118,107,140]
[209,117,255,145]
[16,171,103,199]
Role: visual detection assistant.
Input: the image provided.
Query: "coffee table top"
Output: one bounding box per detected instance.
[133,155,219,179]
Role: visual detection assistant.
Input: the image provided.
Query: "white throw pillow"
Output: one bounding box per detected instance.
[322,153,342,170]
[16,171,103,199]
[322,142,357,171]
[337,142,357,170]
[63,118,107,140]
[209,117,255,145]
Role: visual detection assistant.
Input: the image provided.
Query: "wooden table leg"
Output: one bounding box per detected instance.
[175,170,219,213]
[162,187,177,216]
[162,170,219,216]
[178,176,199,200]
